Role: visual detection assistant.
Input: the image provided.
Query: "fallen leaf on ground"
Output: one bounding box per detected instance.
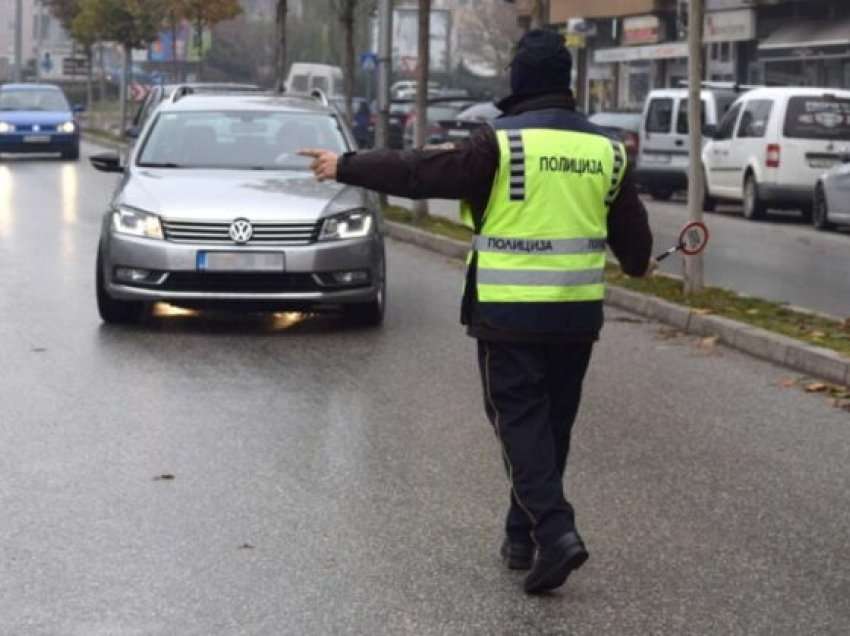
[692,308,713,316]
[842,318,850,332]
[153,474,175,481]
[31,347,47,353]
[239,543,255,550]
[746,309,760,315]
[698,336,719,350]
[656,327,683,340]
[779,378,797,388]
[810,331,827,339]
[804,383,828,393]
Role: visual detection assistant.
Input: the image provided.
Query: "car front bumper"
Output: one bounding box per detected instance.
[102,230,385,308]
[0,132,78,153]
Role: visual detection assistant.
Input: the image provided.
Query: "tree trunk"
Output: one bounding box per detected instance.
[413,0,431,221]
[275,0,288,92]
[341,2,355,124]
[85,46,94,110]
[120,43,130,136]
[98,43,106,103]
[195,15,204,80]
[170,18,180,82]
[685,0,705,294]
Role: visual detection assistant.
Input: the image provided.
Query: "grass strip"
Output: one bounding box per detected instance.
[384,203,850,357]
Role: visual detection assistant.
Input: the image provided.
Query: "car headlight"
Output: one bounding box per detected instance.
[58,121,76,134]
[0,122,15,134]
[112,206,164,240]
[319,209,374,241]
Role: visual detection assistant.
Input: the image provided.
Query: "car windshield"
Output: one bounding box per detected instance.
[458,103,501,122]
[427,105,462,122]
[0,88,69,111]
[589,112,641,130]
[138,110,349,170]
[784,96,850,141]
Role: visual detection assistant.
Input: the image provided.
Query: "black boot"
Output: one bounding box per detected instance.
[500,537,535,571]
[523,531,588,594]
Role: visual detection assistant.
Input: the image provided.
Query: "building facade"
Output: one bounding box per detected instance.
[549,0,850,113]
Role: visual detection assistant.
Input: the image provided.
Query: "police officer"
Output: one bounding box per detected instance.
[301,30,653,595]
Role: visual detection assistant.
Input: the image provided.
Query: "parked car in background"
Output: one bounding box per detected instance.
[403,100,474,148]
[814,152,850,231]
[0,83,82,160]
[285,63,344,99]
[636,87,739,200]
[130,83,263,135]
[588,111,642,165]
[703,87,850,221]
[436,101,502,143]
[90,92,386,326]
[366,99,416,149]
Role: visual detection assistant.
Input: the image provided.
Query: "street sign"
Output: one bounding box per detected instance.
[360,52,378,72]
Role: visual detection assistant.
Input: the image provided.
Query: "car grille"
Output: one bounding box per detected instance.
[161,219,321,246]
[162,272,323,293]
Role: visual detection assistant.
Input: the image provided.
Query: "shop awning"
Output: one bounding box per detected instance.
[759,20,850,51]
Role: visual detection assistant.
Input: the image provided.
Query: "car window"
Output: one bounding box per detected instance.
[784,95,850,141]
[645,98,673,134]
[138,110,349,170]
[0,88,70,111]
[426,105,462,122]
[676,100,707,134]
[737,100,773,139]
[716,102,742,140]
[458,102,501,122]
[291,75,309,92]
[312,76,329,92]
[333,78,344,95]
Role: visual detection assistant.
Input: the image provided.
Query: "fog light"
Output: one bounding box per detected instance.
[115,267,153,282]
[332,270,369,285]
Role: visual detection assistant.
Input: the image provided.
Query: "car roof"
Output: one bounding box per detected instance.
[159,93,336,114]
[735,86,850,100]
[1,83,62,91]
[646,88,738,100]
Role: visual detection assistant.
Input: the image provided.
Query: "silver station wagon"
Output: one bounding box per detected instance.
[91,91,386,326]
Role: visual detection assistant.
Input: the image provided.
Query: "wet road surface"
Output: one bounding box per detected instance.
[3,148,850,634]
[399,195,850,319]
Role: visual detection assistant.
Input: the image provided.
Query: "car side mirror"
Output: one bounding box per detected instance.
[702,124,717,139]
[90,152,123,173]
[125,126,141,139]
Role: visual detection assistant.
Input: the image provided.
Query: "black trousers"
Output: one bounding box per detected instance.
[477,340,593,548]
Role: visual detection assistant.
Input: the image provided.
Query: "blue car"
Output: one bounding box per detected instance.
[0,83,82,160]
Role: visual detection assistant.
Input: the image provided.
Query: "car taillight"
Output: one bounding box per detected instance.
[766,144,781,168]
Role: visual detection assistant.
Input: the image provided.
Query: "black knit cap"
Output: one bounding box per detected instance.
[509,29,572,98]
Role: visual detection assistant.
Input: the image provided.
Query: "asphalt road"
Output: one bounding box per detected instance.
[396,195,850,319]
[3,148,850,635]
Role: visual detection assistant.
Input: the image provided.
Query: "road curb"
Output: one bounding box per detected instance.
[385,221,850,387]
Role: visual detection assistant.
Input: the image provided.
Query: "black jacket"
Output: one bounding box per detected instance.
[337,93,654,342]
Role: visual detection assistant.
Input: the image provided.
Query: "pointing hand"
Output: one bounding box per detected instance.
[298,149,339,182]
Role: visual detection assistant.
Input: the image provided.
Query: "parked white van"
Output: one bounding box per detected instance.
[636,88,739,201]
[285,63,344,98]
[702,87,850,220]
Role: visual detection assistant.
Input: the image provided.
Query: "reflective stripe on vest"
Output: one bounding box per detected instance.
[472,127,624,304]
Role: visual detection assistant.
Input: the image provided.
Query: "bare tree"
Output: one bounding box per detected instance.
[332,0,357,123]
[456,0,519,73]
[275,0,288,92]
[413,0,431,221]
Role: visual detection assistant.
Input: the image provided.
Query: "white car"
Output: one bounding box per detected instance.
[702,87,850,220]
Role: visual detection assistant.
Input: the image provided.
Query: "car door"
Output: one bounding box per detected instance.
[674,97,707,174]
[728,99,774,199]
[705,101,743,197]
[825,159,850,220]
[639,96,676,171]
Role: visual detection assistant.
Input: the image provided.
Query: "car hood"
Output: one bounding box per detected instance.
[119,169,367,221]
[0,110,73,125]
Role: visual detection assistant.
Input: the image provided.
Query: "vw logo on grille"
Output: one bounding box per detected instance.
[33,124,40,132]
[229,218,253,244]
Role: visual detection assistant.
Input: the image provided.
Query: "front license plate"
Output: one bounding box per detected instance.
[448,129,470,138]
[643,152,671,164]
[24,135,51,144]
[197,251,285,272]
[809,160,836,170]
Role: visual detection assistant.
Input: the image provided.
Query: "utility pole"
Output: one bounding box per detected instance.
[13,0,23,82]
[413,0,431,222]
[375,0,393,150]
[531,0,549,29]
[685,0,705,294]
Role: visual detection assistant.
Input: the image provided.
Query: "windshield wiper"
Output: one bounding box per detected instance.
[137,162,183,169]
